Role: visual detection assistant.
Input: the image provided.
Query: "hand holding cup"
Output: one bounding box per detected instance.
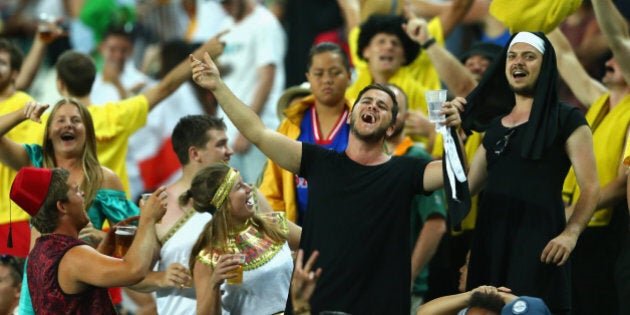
[140,186,168,224]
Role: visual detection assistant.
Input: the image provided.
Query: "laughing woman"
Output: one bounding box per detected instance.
[0,99,138,234]
[183,163,301,315]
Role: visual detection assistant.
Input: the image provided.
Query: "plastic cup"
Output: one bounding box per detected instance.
[425,89,447,123]
[114,225,137,257]
[141,193,162,223]
[37,13,56,43]
[226,254,246,284]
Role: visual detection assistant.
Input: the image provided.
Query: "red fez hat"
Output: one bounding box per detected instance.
[10,167,53,217]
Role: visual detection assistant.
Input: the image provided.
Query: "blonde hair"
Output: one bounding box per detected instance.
[42,99,102,209]
[183,164,286,273]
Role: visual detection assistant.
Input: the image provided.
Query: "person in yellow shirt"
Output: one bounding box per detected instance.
[0,39,45,258]
[549,0,630,312]
[347,0,472,154]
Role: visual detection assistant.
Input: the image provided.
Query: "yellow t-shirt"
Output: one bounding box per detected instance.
[624,137,630,166]
[89,95,149,196]
[1,92,44,224]
[348,17,444,94]
[490,0,582,34]
[563,93,630,227]
[41,95,149,196]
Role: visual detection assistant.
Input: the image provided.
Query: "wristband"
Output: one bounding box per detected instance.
[421,38,436,49]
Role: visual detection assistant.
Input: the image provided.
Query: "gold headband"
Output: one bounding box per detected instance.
[210,168,239,209]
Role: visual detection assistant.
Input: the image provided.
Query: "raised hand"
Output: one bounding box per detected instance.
[23,101,49,123]
[291,249,323,308]
[204,29,229,59]
[402,15,430,45]
[441,97,466,128]
[190,52,222,92]
[140,186,168,224]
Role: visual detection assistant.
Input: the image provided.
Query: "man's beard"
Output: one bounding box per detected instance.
[350,116,389,143]
[509,83,535,97]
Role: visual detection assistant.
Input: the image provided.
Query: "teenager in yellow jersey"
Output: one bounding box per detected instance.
[548,0,630,313]
[0,39,45,257]
[347,0,472,155]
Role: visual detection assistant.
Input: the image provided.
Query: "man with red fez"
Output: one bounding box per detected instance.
[10,167,167,314]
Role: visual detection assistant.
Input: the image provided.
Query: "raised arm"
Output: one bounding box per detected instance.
[403,17,477,96]
[336,0,360,39]
[143,30,228,110]
[592,0,630,84]
[0,102,47,170]
[16,21,65,91]
[541,125,599,266]
[191,52,302,174]
[547,28,607,107]
[439,0,474,38]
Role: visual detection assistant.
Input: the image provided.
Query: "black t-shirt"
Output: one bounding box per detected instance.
[296,143,430,314]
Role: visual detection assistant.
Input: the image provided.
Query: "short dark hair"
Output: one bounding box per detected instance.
[55,51,96,97]
[459,42,503,64]
[0,38,24,72]
[102,24,134,44]
[159,40,195,79]
[31,168,70,234]
[0,255,25,286]
[306,42,351,73]
[357,14,420,66]
[468,291,505,314]
[172,115,227,165]
[353,83,399,126]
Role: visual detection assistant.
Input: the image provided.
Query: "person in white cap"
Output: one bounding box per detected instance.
[460,31,599,314]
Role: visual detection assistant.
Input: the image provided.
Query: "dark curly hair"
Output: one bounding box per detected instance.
[357,14,420,66]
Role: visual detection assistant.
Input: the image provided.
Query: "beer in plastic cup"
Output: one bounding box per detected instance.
[226,254,246,284]
[114,226,137,257]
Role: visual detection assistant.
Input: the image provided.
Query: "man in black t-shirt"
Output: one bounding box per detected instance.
[191,52,462,314]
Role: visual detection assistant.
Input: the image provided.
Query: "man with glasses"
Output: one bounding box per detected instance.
[460,31,599,315]
[0,254,23,315]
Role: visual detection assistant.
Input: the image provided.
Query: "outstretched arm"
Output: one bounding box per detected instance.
[0,101,47,170]
[403,16,477,96]
[143,30,228,110]
[541,125,599,266]
[547,28,607,107]
[439,0,475,38]
[16,20,65,91]
[592,0,630,84]
[191,52,302,174]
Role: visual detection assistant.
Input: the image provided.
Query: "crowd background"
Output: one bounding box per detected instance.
[1,0,630,314]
